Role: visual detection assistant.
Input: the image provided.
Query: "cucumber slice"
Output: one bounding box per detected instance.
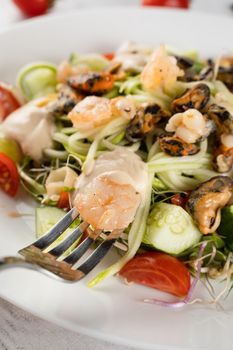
[143,203,201,255]
[17,62,57,100]
[218,205,233,250]
[36,206,81,254]
[69,53,109,71]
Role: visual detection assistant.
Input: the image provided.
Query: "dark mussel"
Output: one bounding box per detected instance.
[68,72,114,94]
[186,176,233,234]
[126,104,171,142]
[158,135,199,157]
[172,83,210,112]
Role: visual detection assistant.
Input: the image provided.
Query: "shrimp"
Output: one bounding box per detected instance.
[75,175,141,230]
[110,96,136,120]
[141,45,184,93]
[68,96,136,132]
[165,109,214,144]
[68,72,114,94]
[73,148,148,231]
[214,143,233,173]
[68,96,112,132]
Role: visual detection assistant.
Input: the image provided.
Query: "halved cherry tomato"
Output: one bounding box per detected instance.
[103,53,115,61]
[0,152,19,197]
[57,191,70,210]
[142,0,189,8]
[12,0,52,17]
[119,252,190,297]
[170,192,190,208]
[0,85,20,122]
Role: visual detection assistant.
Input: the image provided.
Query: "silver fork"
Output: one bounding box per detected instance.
[0,207,122,282]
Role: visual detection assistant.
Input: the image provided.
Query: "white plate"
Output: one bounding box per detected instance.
[1,8,233,350]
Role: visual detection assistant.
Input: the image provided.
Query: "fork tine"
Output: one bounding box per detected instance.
[63,229,102,265]
[34,207,79,250]
[48,222,89,257]
[76,229,122,276]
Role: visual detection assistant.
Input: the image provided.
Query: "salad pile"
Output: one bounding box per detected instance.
[1,42,233,306]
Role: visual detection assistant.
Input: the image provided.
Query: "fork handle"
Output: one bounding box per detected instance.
[0,256,38,271]
[0,256,73,282]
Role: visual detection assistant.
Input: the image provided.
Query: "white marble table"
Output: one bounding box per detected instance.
[0,1,232,349]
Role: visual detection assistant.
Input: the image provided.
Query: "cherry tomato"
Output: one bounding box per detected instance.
[0,85,20,122]
[119,252,190,297]
[0,152,19,197]
[57,191,70,210]
[103,53,115,61]
[170,192,190,208]
[142,0,189,8]
[12,0,52,17]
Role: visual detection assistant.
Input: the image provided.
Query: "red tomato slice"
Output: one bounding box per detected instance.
[12,0,50,17]
[119,252,190,297]
[57,191,70,210]
[0,152,19,197]
[103,53,115,61]
[142,0,189,8]
[0,85,20,122]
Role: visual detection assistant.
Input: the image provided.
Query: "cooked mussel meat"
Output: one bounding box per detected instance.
[126,104,171,142]
[186,176,233,234]
[217,67,233,92]
[68,72,114,94]
[207,104,233,135]
[47,84,83,116]
[172,83,210,112]
[158,135,199,156]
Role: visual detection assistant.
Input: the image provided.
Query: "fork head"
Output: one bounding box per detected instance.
[18,207,122,281]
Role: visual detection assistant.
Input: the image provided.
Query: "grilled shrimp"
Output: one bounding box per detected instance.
[141,45,184,93]
[73,148,148,230]
[68,96,136,132]
[68,72,114,94]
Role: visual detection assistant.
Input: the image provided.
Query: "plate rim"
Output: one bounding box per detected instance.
[1,7,233,350]
[0,5,233,36]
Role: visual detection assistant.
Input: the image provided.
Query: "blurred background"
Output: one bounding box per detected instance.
[1,0,233,30]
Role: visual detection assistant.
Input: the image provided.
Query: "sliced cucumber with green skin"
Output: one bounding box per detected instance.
[17,62,57,101]
[143,203,201,255]
[69,53,109,71]
[36,206,81,255]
